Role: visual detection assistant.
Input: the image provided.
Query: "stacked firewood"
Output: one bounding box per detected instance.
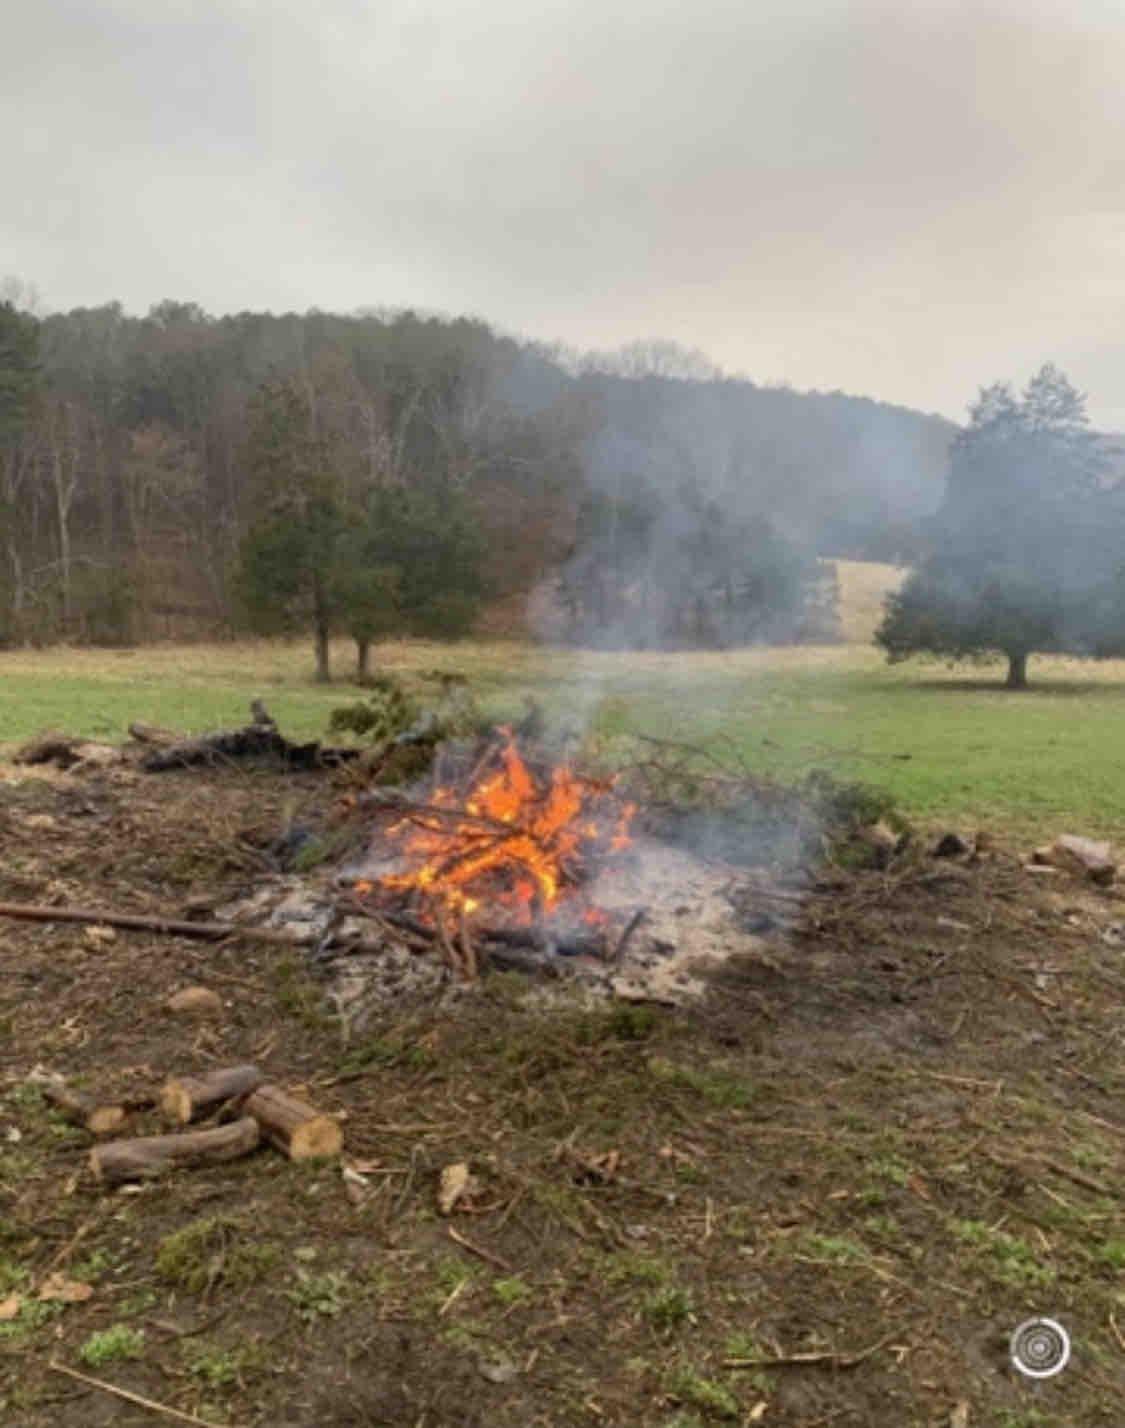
[35,1067,341,1185]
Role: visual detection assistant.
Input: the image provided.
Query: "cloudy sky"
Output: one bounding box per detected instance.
[6,0,1125,423]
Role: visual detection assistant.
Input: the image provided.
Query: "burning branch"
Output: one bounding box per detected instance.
[351,729,635,946]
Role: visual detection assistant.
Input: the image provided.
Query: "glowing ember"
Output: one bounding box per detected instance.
[357,730,634,929]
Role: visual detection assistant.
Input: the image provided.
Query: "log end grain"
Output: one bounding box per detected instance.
[244,1085,343,1161]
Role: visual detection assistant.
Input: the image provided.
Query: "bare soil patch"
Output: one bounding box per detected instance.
[1,760,1122,1426]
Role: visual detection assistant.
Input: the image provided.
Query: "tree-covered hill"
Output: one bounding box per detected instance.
[0,298,955,651]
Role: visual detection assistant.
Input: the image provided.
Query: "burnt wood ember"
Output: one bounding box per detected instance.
[337,895,609,960]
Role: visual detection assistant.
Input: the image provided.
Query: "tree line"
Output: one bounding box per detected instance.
[0,296,957,672]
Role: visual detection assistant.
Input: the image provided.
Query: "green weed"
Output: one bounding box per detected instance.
[647,1058,756,1109]
[186,1342,265,1391]
[1096,1239,1125,1269]
[492,1276,530,1306]
[287,1270,348,1322]
[604,1254,674,1287]
[0,1298,62,1342]
[800,1234,869,1264]
[666,1368,739,1420]
[950,1220,1055,1287]
[868,1156,909,1186]
[79,1324,145,1367]
[643,1286,694,1330]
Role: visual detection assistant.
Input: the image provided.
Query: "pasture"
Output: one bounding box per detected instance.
[3,613,1125,838]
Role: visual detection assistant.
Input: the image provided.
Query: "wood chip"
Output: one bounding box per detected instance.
[83,924,117,948]
[439,1162,471,1215]
[165,986,224,1015]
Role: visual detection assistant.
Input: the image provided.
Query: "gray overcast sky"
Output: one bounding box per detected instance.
[5,0,1125,424]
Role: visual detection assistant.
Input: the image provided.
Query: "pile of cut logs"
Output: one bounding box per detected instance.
[37,1065,341,1185]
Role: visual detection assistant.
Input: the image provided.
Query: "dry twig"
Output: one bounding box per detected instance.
[447,1224,514,1272]
[47,1360,234,1427]
[723,1333,895,1371]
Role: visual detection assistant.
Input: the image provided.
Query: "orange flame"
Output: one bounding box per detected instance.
[372,731,633,925]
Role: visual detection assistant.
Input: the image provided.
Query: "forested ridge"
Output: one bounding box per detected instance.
[0,298,955,654]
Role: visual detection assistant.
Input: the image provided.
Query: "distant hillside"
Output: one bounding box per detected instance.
[569,367,957,560]
[1,300,956,645]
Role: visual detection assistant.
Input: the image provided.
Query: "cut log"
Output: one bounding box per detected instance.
[160,1065,263,1126]
[244,1085,342,1161]
[1050,834,1117,885]
[127,721,182,746]
[41,1084,129,1137]
[90,1117,260,1184]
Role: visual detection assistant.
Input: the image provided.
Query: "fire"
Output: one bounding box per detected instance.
[364,730,634,928]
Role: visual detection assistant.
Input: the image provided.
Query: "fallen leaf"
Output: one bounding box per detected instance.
[748,1403,768,1423]
[439,1162,470,1216]
[38,1273,94,1304]
[907,1174,931,1201]
[0,1295,23,1321]
[573,1149,621,1183]
[477,1351,518,1384]
[950,1402,970,1428]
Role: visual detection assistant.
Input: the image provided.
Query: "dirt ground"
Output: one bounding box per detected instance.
[0,758,1122,1427]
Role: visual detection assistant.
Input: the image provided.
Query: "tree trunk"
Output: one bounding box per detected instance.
[314,623,330,683]
[53,443,73,631]
[356,637,371,681]
[312,573,331,682]
[1005,651,1029,689]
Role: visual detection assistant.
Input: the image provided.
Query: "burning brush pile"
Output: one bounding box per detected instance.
[229,723,789,1020]
[343,730,638,975]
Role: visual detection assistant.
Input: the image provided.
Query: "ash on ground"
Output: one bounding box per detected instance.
[217,836,780,1031]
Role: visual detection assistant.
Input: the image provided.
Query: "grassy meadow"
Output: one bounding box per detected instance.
[2,559,1124,837]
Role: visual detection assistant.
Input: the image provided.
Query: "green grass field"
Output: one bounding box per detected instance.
[3,636,1125,837]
